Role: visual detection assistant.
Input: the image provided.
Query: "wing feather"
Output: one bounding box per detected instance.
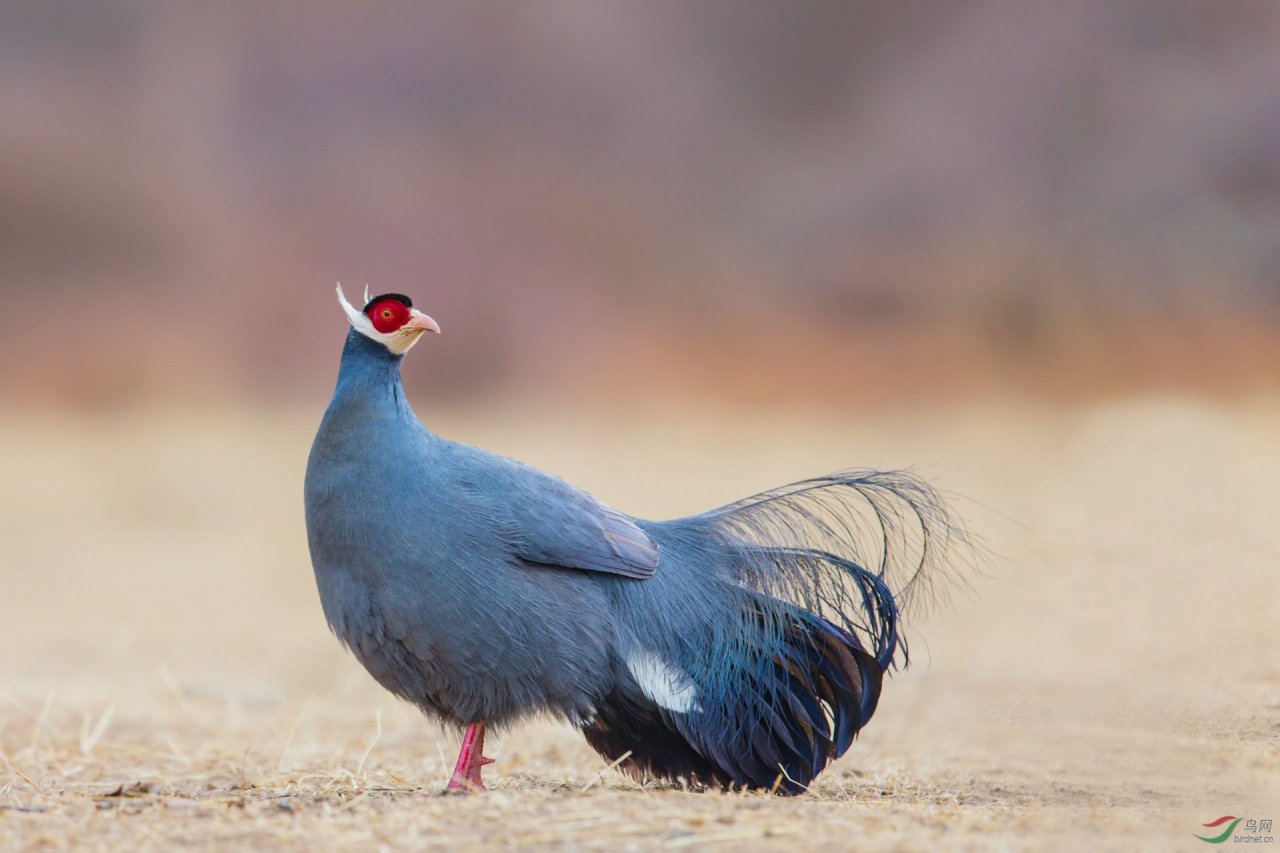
[455,445,658,579]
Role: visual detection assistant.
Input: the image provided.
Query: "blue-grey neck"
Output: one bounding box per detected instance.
[319,329,428,441]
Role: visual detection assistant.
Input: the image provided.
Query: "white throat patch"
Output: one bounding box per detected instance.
[335,283,427,356]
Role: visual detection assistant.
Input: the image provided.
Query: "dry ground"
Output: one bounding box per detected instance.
[1,396,1277,851]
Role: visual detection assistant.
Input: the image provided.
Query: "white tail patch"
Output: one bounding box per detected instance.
[624,649,701,714]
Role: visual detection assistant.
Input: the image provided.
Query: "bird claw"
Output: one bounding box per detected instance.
[445,774,486,793]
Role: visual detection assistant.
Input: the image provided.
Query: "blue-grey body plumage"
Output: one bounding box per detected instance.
[305,327,963,793]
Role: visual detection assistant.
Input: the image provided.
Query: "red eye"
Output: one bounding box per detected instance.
[367,299,410,333]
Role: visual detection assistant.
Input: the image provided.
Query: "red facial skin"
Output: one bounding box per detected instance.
[366,298,411,333]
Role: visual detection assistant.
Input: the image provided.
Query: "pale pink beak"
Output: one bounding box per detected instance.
[406,309,441,334]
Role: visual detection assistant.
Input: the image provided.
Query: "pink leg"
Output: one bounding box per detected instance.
[446,722,494,792]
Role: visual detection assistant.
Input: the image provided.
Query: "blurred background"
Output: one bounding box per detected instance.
[2,3,1278,848]
[1,0,1277,408]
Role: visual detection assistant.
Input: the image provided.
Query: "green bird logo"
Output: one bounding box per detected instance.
[1195,816,1242,844]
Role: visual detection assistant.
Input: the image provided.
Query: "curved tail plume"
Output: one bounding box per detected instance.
[585,469,976,793]
[693,469,973,668]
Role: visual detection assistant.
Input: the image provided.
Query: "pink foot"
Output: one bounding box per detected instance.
[446,722,494,793]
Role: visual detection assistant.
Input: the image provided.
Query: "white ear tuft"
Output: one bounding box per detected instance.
[335,283,365,327]
[363,284,372,306]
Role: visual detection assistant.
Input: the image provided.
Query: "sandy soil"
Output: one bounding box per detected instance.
[1,396,1277,851]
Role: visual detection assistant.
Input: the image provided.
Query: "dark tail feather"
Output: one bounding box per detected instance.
[582,605,883,794]
[580,687,736,790]
[753,546,900,669]
[587,469,972,793]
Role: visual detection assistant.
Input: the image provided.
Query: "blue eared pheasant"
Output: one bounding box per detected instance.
[304,286,965,793]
